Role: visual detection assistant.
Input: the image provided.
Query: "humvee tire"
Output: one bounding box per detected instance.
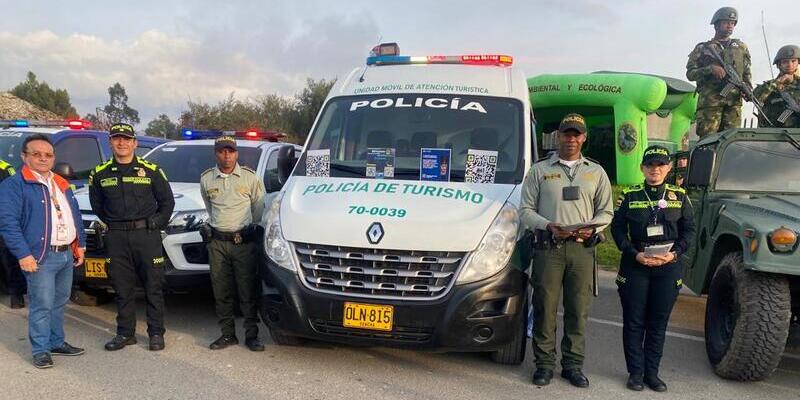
[705,252,791,381]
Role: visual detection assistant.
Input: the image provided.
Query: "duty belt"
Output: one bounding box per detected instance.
[211,228,248,244]
[50,244,70,252]
[107,219,148,231]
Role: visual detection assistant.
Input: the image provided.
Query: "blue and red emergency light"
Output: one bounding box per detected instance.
[367,54,513,66]
[181,127,286,142]
[0,119,93,129]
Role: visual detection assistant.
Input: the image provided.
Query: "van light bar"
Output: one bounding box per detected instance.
[0,119,30,128]
[367,54,513,66]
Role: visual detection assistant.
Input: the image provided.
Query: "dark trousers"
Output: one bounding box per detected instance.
[208,238,259,339]
[1,245,27,295]
[616,259,681,377]
[532,241,595,370]
[107,229,166,337]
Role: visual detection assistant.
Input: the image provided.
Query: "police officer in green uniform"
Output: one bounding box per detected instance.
[0,159,27,308]
[520,113,614,388]
[611,145,695,392]
[88,123,175,352]
[754,45,800,127]
[200,136,266,352]
[686,7,752,137]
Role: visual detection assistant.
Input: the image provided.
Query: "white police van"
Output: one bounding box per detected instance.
[260,43,537,364]
[71,130,301,305]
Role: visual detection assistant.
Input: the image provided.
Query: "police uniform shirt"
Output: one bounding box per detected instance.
[611,183,696,259]
[200,163,266,233]
[519,152,614,231]
[88,157,175,226]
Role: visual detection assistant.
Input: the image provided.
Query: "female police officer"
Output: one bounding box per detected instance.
[610,145,695,392]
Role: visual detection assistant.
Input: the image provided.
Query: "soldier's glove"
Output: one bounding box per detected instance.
[199,223,212,243]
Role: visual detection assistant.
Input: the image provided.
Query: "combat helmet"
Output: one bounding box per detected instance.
[774,45,800,65]
[710,7,738,25]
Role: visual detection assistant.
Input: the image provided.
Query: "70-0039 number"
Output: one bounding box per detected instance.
[348,206,406,218]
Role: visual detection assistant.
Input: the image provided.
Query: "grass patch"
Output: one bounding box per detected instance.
[596,185,624,270]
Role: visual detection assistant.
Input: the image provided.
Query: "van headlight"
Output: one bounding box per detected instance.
[165,209,209,234]
[262,192,297,270]
[456,202,519,284]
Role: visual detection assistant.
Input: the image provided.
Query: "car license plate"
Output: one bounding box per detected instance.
[343,302,393,331]
[84,258,107,278]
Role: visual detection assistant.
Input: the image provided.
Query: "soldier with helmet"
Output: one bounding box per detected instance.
[686,7,752,137]
[754,45,800,127]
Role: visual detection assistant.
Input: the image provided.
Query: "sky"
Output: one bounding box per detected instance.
[1,0,798,126]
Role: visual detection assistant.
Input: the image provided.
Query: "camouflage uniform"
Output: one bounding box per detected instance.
[686,39,751,137]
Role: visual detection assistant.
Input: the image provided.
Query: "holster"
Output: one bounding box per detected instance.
[532,229,554,250]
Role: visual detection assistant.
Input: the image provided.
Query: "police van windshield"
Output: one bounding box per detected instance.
[715,140,800,192]
[146,144,261,183]
[296,94,524,184]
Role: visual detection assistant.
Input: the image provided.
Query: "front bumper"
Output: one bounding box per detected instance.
[73,229,210,291]
[259,259,527,352]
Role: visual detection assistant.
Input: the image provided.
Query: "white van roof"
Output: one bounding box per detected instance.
[332,64,529,100]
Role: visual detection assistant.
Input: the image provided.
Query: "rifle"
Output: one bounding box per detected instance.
[705,43,775,126]
[776,86,800,124]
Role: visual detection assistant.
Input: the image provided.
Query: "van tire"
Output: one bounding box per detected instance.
[70,287,113,307]
[490,301,527,365]
[705,252,791,381]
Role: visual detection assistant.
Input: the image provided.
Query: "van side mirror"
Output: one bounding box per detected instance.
[276,145,297,185]
[53,162,77,181]
[685,147,715,188]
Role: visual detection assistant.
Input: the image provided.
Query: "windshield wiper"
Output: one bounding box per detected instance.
[782,131,800,152]
[328,164,364,176]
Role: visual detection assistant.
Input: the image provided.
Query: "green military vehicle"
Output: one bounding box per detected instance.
[677,128,800,381]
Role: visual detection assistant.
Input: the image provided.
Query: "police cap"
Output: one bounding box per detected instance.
[641,145,671,165]
[558,113,587,135]
[214,136,237,152]
[109,123,136,138]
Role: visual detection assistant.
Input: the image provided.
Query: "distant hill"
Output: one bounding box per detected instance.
[0,92,60,120]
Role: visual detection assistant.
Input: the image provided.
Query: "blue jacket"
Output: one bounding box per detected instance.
[0,166,86,262]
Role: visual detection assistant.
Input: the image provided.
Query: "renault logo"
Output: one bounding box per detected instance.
[367,222,384,244]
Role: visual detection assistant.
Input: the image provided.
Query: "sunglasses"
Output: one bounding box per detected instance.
[24,151,55,159]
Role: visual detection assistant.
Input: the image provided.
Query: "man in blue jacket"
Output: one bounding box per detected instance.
[0,134,87,369]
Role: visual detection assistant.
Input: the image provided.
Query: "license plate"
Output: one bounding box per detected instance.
[343,302,393,331]
[84,258,107,278]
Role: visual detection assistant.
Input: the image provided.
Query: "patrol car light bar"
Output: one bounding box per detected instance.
[181,128,286,142]
[0,119,92,129]
[366,54,513,66]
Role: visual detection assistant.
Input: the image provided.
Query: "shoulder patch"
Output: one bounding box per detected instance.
[137,157,158,171]
[622,184,644,194]
[583,156,601,166]
[666,183,686,194]
[94,159,113,173]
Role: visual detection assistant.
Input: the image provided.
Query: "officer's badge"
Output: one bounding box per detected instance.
[207,188,219,199]
[668,191,677,200]
[137,168,146,177]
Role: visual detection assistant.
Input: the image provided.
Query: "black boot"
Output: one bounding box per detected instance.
[644,375,667,392]
[531,368,553,386]
[626,374,644,391]
[10,294,24,309]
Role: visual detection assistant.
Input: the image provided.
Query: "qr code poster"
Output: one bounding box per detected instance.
[465,149,498,183]
[306,149,330,177]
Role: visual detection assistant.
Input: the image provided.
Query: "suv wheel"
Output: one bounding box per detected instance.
[705,252,791,381]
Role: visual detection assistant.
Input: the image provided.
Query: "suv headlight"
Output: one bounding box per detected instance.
[165,209,209,234]
[456,202,519,284]
[262,191,297,270]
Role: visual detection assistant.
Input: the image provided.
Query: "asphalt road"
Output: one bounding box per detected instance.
[1,271,798,400]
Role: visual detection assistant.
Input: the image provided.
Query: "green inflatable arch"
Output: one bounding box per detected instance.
[528,72,697,185]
